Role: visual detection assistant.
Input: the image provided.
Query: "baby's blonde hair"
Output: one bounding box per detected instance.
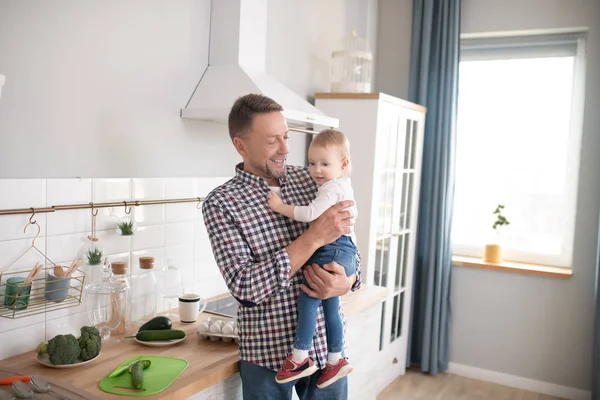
[309,129,352,176]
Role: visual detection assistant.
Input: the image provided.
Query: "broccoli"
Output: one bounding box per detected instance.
[47,334,80,365]
[35,341,48,355]
[78,326,101,361]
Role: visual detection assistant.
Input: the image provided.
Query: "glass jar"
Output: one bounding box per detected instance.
[158,259,183,320]
[110,261,129,335]
[130,256,158,327]
[84,259,129,343]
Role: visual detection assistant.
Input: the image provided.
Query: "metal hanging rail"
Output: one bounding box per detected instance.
[0,197,206,216]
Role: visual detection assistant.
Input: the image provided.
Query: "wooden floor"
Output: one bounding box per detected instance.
[377,368,564,400]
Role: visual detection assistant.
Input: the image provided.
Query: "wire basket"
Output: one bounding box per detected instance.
[0,266,85,319]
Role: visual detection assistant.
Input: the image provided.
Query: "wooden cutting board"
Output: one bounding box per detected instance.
[0,368,103,400]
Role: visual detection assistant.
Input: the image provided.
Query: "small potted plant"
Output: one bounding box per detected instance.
[484,204,510,263]
[87,247,104,266]
[117,220,135,236]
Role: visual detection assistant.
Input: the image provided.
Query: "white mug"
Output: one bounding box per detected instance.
[178,293,207,323]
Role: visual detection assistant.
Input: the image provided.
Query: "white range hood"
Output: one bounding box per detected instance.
[180,0,338,132]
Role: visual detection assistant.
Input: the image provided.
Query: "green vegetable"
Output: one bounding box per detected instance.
[130,362,144,389]
[139,316,172,332]
[35,341,48,355]
[47,334,80,365]
[128,329,186,342]
[78,326,101,361]
[117,220,135,236]
[108,359,151,378]
[128,359,151,373]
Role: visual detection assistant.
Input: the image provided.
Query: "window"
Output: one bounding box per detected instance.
[452,31,587,267]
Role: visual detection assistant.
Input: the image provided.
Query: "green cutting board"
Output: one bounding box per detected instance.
[99,355,188,396]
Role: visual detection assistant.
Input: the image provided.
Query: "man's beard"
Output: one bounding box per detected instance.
[249,158,286,180]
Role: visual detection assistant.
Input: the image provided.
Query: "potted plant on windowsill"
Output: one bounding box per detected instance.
[484,204,510,264]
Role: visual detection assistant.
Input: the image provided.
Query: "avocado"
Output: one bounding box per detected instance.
[139,316,172,332]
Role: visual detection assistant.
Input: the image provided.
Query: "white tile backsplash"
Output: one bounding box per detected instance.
[166,178,194,198]
[133,178,165,200]
[0,177,230,360]
[0,214,47,242]
[0,321,46,360]
[47,178,92,204]
[0,237,47,273]
[134,204,165,226]
[165,243,194,285]
[46,233,87,266]
[0,179,46,208]
[131,225,165,251]
[93,178,132,202]
[166,221,194,246]
[46,178,92,236]
[0,179,47,242]
[166,203,195,223]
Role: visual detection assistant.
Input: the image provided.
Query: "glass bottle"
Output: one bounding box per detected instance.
[108,261,129,336]
[84,258,129,343]
[130,256,158,327]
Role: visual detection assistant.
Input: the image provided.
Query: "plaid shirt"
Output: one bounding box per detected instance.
[202,163,362,371]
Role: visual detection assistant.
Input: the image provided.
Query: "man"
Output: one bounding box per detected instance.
[202,94,361,400]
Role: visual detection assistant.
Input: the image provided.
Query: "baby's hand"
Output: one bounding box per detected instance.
[267,191,283,211]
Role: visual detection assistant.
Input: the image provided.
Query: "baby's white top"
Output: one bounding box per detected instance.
[293,177,357,243]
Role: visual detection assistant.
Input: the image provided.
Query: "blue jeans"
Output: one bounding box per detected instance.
[294,236,357,353]
[239,360,348,400]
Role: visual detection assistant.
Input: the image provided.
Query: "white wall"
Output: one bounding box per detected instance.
[0,0,352,179]
[451,0,600,392]
[375,0,412,99]
[376,0,600,392]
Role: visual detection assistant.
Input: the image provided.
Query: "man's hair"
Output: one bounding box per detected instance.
[228,94,283,141]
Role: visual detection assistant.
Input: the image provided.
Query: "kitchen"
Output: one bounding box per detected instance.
[1,0,599,399]
[0,0,393,398]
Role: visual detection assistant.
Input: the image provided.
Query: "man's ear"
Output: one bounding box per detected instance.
[233,137,247,158]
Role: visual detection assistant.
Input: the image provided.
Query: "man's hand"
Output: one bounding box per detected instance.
[267,191,284,212]
[306,200,354,248]
[300,262,356,299]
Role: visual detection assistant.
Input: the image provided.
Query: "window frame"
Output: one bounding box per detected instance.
[452,29,588,268]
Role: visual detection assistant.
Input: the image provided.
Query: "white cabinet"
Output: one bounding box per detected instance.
[315,93,426,394]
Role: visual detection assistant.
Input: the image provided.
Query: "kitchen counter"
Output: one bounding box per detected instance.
[0,285,386,399]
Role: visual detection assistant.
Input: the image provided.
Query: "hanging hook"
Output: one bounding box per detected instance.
[24,208,41,244]
[28,208,36,225]
[124,201,132,215]
[90,202,98,217]
[196,197,203,210]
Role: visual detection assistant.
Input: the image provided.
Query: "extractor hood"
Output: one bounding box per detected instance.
[180,0,339,132]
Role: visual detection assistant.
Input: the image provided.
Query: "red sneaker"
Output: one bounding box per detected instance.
[316,358,354,389]
[275,354,318,384]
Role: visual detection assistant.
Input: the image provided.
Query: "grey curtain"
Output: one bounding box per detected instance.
[594,216,600,399]
[406,0,460,374]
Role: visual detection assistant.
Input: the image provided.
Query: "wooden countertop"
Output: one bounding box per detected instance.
[0,285,387,399]
[2,315,238,400]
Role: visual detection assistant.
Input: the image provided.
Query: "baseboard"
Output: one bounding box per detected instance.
[447,363,591,400]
